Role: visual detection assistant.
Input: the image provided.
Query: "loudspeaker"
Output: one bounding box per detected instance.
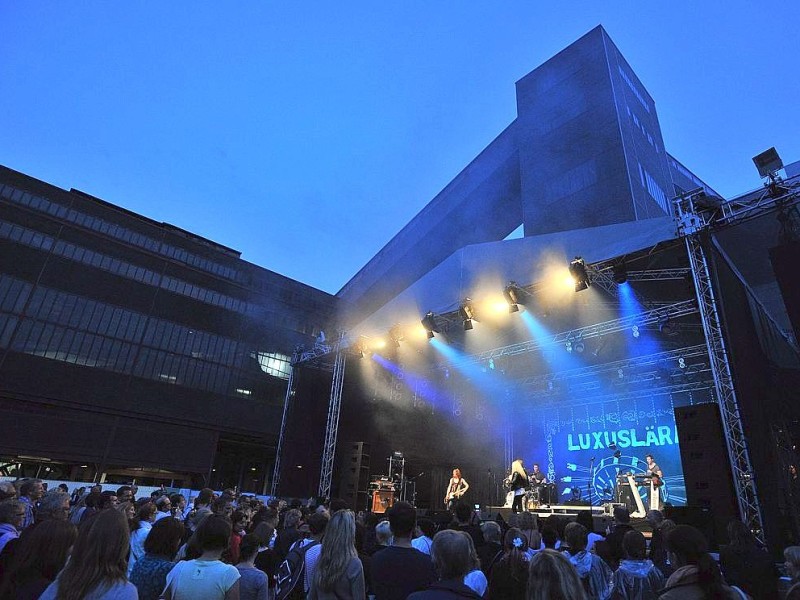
[338,442,370,511]
[674,403,738,546]
[664,506,719,550]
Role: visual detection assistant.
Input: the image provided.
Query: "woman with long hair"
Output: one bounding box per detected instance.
[128,500,157,576]
[527,549,587,600]
[444,468,470,511]
[116,501,136,528]
[487,527,530,600]
[39,508,137,599]
[659,524,740,599]
[510,459,528,514]
[0,519,77,600]
[309,509,365,600]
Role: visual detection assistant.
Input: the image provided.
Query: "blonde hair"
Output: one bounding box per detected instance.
[314,510,358,592]
[511,459,526,478]
[528,549,587,600]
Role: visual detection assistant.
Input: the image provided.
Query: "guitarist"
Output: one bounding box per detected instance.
[444,468,470,511]
[645,454,663,509]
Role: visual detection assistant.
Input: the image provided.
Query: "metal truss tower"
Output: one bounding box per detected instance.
[318,344,347,499]
[270,364,296,497]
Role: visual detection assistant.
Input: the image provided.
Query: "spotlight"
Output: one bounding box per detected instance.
[569,257,590,292]
[574,336,585,353]
[388,324,404,348]
[421,311,439,339]
[565,339,573,353]
[503,282,522,313]
[459,299,477,330]
[632,325,640,338]
[612,261,628,284]
[752,147,783,179]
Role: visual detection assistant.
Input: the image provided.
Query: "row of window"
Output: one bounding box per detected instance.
[0,219,250,314]
[0,183,240,281]
[0,272,291,378]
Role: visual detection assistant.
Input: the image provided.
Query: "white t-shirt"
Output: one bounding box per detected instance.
[165,558,240,600]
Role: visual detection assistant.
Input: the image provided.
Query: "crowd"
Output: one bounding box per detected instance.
[0,478,795,599]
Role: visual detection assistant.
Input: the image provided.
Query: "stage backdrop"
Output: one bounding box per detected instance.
[514,390,714,506]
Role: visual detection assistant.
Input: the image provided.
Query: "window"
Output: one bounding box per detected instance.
[251,352,292,380]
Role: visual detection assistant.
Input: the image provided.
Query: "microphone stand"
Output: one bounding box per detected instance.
[588,456,596,507]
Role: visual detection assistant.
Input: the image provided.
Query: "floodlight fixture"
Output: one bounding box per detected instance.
[569,257,590,292]
[632,324,640,339]
[459,299,477,330]
[503,282,522,313]
[421,311,439,339]
[752,147,783,179]
[658,314,677,336]
[388,324,404,348]
[612,261,628,284]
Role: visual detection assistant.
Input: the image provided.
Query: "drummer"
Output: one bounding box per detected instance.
[530,463,547,485]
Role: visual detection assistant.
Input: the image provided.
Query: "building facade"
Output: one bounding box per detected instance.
[0,165,337,491]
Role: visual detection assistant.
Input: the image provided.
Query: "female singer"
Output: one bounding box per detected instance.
[510,459,528,514]
[444,468,470,510]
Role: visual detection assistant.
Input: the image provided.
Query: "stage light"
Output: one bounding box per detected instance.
[632,325,640,338]
[459,299,477,330]
[421,311,439,339]
[574,336,585,353]
[752,147,783,178]
[569,257,590,292]
[565,339,573,353]
[503,283,521,313]
[373,339,386,349]
[612,261,628,284]
[658,314,677,336]
[388,324,404,348]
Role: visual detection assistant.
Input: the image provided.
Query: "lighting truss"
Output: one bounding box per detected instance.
[433,299,698,369]
[318,343,346,499]
[270,361,296,496]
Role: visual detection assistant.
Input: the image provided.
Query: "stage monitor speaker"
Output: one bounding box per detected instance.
[674,403,738,546]
[338,442,370,511]
[665,506,719,550]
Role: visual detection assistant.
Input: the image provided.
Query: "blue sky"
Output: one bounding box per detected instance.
[2,2,798,294]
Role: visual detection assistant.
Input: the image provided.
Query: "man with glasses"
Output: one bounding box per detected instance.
[0,500,26,552]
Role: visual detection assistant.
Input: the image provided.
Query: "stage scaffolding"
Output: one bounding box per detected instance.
[271,176,800,542]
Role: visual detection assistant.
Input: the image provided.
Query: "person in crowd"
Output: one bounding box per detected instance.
[576,511,604,553]
[274,507,303,562]
[163,514,240,599]
[187,488,215,532]
[0,482,17,502]
[608,530,664,600]
[226,509,250,564]
[0,500,25,553]
[17,479,44,530]
[487,527,530,600]
[361,512,380,555]
[69,486,85,506]
[527,548,588,600]
[659,524,740,599]
[413,518,436,556]
[309,509,365,600]
[129,500,157,576]
[463,534,488,597]
[236,533,268,600]
[564,522,613,600]
[408,530,483,600]
[117,501,136,526]
[371,502,436,600]
[601,507,634,570]
[251,522,279,597]
[170,494,187,519]
[35,490,71,524]
[784,546,800,600]
[644,511,665,568]
[375,520,392,548]
[355,521,374,598]
[39,508,137,599]
[518,512,540,549]
[541,527,560,551]
[453,502,485,549]
[213,497,235,520]
[129,516,185,600]
[543,515,564,550]
[718,519,778,600]
[116,486,134,504]
[477,520,503,576]
[98,491,120,511]
[154,495,173,522]
[0,519,77,600]
[301,512,330,595]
